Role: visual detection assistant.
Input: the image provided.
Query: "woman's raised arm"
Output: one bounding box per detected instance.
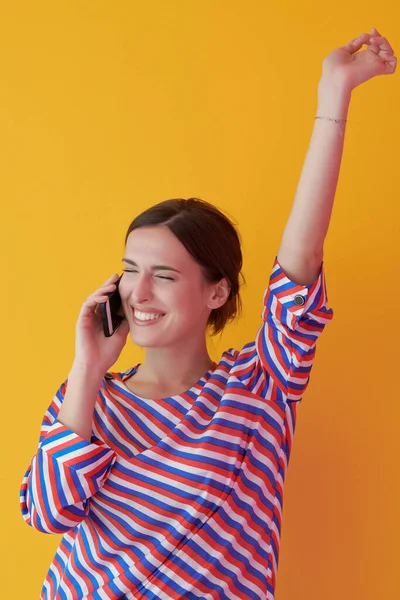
[277,27,396,285]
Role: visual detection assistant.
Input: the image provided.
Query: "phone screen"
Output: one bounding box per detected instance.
[100,274,125,337]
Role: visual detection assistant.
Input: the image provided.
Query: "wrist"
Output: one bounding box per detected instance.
[317,77,352,119]
[69,362,105,385]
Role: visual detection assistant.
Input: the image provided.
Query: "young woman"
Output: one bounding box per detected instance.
[20,28,396,600]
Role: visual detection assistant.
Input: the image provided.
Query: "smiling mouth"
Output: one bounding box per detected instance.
[132,309,166,322]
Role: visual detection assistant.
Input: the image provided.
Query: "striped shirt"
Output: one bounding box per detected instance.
[20,256,333,600]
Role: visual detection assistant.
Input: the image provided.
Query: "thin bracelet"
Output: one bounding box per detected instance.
[315,115,347,137]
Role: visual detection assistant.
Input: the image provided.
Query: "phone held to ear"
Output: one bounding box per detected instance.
[100,274,125,337]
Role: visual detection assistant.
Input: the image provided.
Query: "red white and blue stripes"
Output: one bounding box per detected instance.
[20,256,333,599]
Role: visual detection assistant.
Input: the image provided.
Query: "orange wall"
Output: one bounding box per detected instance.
[3,2,399,599]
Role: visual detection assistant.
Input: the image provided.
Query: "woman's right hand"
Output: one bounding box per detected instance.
[73,273,131,376]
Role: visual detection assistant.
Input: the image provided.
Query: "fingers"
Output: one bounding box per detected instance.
[103,273,120,285]
[90,287,115,315]
[84,278,119,315]
[344,32,371,54]
[344,30,396,62]
[93,282,117,300]
[96,274,119,296]
[384,55,397,73]
[369,35,394,54]
[369,33,397,73]
[346,29,397,74]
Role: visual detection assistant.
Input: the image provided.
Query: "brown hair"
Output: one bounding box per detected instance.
[124,197,246,337]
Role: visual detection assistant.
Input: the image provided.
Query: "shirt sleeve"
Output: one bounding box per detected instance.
[231,256,334,402]
[19,377,117,534]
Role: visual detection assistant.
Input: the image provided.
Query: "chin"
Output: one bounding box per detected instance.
[129,331,164,347]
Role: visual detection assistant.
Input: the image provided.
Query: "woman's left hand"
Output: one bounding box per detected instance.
[321,27,397,92]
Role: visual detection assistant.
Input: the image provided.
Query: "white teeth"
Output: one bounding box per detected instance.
[134,310,164,321]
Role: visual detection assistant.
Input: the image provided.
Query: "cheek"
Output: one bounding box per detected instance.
[118,279,128,294]
[175,290,206,319]
[119,288,130,307]
[173,285,198,306]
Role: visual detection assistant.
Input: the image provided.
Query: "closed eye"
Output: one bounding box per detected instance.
[122,269,175,281]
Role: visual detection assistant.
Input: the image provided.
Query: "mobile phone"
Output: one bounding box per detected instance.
[100,274,125,337]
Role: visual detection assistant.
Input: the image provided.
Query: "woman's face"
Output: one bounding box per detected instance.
[119,225,227,348]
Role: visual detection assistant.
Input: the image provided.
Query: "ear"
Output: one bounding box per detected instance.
[206,277,231,310]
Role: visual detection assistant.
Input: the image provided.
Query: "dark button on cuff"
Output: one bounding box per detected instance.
[294,294,305,306]
[104,373,113,379]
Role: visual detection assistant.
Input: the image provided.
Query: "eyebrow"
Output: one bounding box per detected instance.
[122,258,182,274]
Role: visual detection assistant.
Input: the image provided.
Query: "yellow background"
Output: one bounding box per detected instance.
[2,1,399,598]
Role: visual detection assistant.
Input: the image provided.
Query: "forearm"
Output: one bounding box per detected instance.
[58,363,104,442]
[277,78,352,284]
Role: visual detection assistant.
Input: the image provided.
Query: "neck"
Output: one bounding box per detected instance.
[136,341,214,387]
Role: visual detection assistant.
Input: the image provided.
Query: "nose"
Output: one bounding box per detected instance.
[129,275,154,304]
